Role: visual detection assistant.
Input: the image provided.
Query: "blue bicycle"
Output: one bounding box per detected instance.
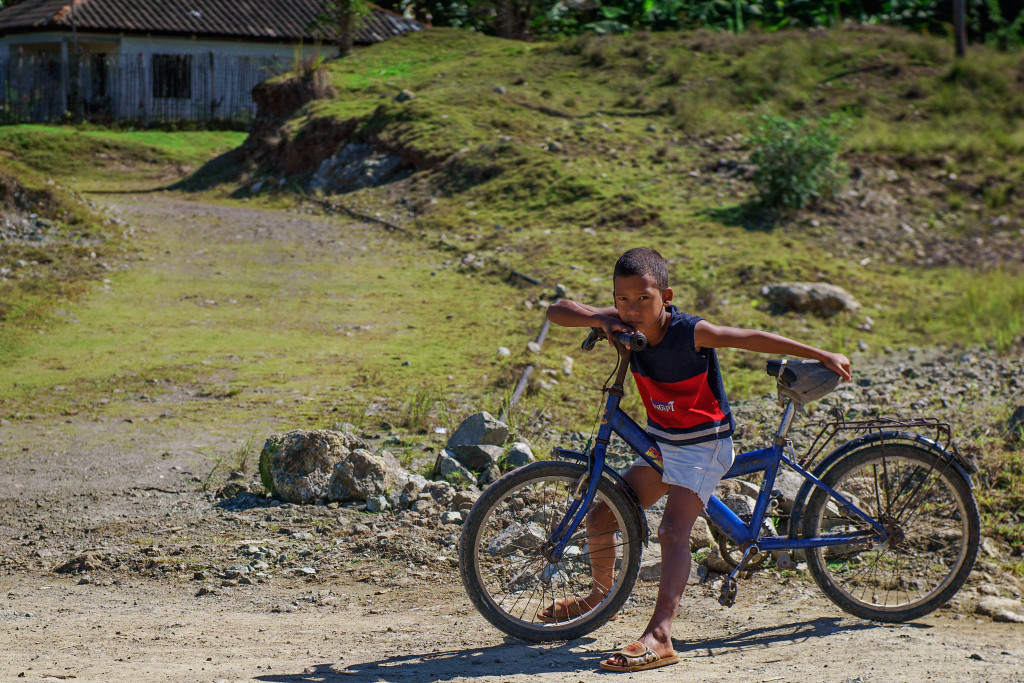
[459,331,980,642]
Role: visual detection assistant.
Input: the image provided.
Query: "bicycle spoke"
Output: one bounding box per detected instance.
[806,445,977,620]
[880,456,894,516]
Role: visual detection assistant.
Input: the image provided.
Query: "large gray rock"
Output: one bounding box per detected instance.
[259,430,368,504]
[761,282,860,317]
[453,443,503,471]
[437,453,475,487]
[424,479,456,505]
[773,469,805,515]
[690,515,713,551]
[328,449,397,503]
[398,474,430,509]
[639,542,662,582]
[376,449,414,488]
[477,463,502,487]
[976,596,1024,623]
[447,411,509,450]
[503,442,536,470]
[703,547,735,574]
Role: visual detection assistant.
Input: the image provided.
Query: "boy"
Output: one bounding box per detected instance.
[544,247,851,673]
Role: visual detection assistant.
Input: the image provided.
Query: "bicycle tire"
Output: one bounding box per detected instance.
[459,460,644,642]
[801,443,979,622]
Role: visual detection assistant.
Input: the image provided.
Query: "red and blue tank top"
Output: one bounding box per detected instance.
[629,307,735,445]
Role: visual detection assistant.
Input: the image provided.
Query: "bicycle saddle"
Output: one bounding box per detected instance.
[766,359,840,405]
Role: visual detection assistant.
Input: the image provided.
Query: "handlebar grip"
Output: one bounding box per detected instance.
[581,329,647,352]
[614,331,647,351]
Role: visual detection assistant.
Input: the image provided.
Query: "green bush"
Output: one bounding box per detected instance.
[747,112,848,212]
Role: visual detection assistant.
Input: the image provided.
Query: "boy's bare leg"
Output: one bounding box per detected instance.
[605,482,703,664]
[540,465,667,616]
[586,465,668,604]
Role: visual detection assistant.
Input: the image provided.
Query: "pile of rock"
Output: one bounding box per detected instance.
[436,411,535,487]
[257,411,535,513]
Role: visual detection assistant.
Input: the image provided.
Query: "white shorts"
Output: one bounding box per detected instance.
[633,436,735,506]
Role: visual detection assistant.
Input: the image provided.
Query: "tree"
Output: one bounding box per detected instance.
[316,0,372,56]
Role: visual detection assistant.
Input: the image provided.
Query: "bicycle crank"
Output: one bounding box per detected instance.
[719,544,761,608]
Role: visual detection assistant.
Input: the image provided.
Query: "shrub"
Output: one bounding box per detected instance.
[747,112,848,212]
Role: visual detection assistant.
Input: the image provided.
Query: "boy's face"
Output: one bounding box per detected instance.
[612,274,673,333]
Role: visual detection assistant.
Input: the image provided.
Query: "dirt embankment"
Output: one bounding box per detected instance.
[245,70,447,184]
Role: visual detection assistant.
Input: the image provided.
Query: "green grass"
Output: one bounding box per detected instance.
[0,124,247,190]
[0,200,539,437]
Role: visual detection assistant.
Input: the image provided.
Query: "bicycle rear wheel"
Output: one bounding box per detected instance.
[459,461,644,642]
[802,443,979,622]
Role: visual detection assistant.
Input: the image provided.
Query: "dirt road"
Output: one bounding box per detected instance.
[2,195,1022,682]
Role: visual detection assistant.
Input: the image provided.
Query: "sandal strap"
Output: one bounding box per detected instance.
[617,641,659,666]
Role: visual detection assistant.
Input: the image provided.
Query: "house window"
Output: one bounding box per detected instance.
[151,54,191,99]
[91,53,108,97]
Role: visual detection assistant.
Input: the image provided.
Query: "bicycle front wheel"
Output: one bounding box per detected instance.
[459,461,644,642]
[802,443,979,622]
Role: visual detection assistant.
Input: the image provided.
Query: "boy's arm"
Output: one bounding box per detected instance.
[694,321,852,381]
[546,300,632,344]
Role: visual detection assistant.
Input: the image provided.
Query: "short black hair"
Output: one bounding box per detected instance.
[613,247,669,290]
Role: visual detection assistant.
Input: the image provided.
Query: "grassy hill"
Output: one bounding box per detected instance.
[213,26,1023,395]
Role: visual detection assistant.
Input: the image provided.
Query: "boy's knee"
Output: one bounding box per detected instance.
[658,519,690,547]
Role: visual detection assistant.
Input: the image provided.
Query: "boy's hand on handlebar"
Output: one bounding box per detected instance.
[598,315,634,347]
[821,352,852,382]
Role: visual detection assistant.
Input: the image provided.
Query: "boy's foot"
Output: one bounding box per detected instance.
[599,641,679,673]
[535,596,616,623]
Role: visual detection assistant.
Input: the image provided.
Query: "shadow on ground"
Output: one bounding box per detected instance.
[687,615,888,656]
[255,617,890,681]
[255,639,599,682]
[170,146,251,194]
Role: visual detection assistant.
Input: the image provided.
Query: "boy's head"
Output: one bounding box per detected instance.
[613,248,669,290]
[612,248,673,331]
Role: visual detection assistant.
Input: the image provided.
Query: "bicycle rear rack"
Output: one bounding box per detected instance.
[800,408,954,471]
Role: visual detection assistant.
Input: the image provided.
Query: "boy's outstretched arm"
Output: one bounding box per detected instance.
[546,300,632,342]
[694,322,852,382]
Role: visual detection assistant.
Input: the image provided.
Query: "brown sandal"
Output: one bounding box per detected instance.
[599,641,679,673]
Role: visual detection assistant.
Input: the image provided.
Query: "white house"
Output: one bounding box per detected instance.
[0,0,422,122]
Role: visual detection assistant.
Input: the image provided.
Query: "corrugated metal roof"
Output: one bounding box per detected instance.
[0,0,423,44]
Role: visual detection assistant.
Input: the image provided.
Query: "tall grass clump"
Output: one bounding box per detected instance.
[747,112,848,212]
[403,384,443,433]
[946,269,1024,352]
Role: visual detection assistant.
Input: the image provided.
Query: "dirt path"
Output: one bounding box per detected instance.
[3,194,1023,682]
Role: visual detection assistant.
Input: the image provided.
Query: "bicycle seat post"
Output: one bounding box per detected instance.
[773,400,797,446]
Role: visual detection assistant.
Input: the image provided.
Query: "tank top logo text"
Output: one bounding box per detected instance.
[651,399,675,412]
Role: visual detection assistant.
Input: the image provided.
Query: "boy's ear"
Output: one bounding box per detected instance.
[662,287,674,306]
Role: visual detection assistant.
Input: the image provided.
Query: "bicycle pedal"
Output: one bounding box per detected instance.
[718,577,738,608]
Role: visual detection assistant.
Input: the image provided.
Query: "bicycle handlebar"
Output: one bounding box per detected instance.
[581,328,648,352]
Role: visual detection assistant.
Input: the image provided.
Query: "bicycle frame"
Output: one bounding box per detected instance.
[548,350,890,562]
